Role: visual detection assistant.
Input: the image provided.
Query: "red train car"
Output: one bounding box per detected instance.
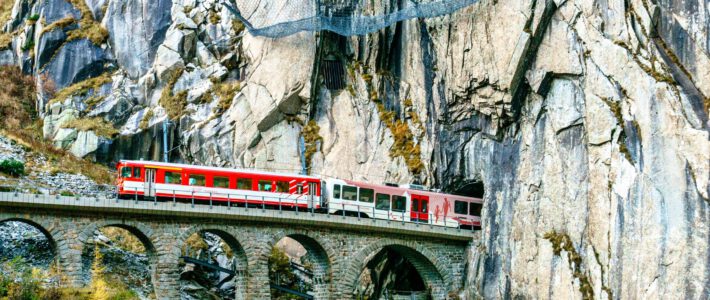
[116,160,322,209]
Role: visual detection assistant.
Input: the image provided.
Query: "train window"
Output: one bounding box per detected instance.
[392,196,406,211]
[132,168,141,179]
[189,174,206,186]
[333,184,341,198]
[214,176,230,188]
[164,172,182,184]
[376,193,390,210]
[454,201,468,214]
[359,188,374,203]
[121,167,132,178]
[412,200,419,211]
[421,200,428,213]
[258,180,273,192]
[237,178,252,190]
[470,203,482,216]
[276,181,289,193]
[297,184,303,194]
[342,185,357,201]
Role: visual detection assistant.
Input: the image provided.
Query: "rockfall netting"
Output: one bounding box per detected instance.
[223,0,480,38]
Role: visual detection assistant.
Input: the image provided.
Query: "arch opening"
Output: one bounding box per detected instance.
[269,234,332,299]
[81,225,157,299]
[0,219,59,296]
[179,229,248,300]
[352,244,447,300]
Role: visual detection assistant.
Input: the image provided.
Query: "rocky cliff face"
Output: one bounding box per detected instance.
[0,0,708,299]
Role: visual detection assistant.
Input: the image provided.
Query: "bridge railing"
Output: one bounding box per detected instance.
[0,178,480,235]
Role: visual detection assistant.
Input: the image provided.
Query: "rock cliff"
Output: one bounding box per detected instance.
[0,0,708,299]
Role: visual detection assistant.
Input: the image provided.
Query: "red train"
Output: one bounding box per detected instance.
[116,160,483,228]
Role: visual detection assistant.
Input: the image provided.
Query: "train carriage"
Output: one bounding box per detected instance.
[117,160,322,209]
[324,179,483,228]
[116,160,483,229]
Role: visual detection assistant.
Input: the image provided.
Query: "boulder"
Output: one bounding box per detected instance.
[154,45,184,81]
[40,0,80,25]
[43,108,78,139]
[69,131,99,158]
[52,128,77,149]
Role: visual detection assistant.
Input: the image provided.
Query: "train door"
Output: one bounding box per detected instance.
[308,182,317,209]
[410,194,430,223]
[144,168,156,198]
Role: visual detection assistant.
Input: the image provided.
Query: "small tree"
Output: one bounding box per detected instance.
[0,159,24,177]
[90,245,110,300]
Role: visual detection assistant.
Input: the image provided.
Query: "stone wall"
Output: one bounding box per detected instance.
[0,209,470,300]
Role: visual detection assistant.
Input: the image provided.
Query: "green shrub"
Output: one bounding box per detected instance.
[28,14,40,21]
[0,159,25,177]
[59,190,75,197]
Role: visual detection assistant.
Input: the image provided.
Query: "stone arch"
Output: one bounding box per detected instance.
[266,230,336,300]
[341,240,453,299]
[78,220,159,296]
[178,225,249,299]
[0,217,57,253]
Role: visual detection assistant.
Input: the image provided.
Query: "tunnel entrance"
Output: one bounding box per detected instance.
[454,181,485,199]
[354,246,429,299]
[179,230,247,300]
[81,225,155,299]
[269,235,330,299]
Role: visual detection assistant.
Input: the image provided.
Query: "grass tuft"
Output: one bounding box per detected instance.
[49,72,112,105]
[65,0,109,45]
[60,117,119,138]
[544,231,595,300]
[301,120,323,174]
[41,16,76,34]
[159,68,188,120]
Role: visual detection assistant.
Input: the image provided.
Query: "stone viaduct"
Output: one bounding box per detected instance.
[0,191,478,299]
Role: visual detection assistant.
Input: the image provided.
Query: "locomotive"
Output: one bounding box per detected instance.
[116,160,483,228]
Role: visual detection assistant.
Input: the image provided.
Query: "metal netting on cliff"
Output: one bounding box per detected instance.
[223,0,479,38]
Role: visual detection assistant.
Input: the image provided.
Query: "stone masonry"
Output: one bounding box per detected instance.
[0,193,475,299]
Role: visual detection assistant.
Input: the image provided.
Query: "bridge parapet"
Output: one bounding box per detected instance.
[0,191,480,299]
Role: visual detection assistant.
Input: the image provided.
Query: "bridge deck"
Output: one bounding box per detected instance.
[0,192,477,241]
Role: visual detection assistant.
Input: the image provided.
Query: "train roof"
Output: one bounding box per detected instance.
[119,160,319,180]
[336,178,483,202]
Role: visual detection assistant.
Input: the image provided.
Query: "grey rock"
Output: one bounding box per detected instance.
[103,0,172,79]
[52,127,78,149]
[69,130,99,158]
[87,92,136,125]
[40,0,80,25]
[36,28,67,68]
[40,39,107,89]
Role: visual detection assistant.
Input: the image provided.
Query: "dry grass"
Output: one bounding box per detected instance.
[159,68,188,120]
[0,67,36,130]
[0,66,114,184]
[60,117,119,138]
[232,19,245,35]
[41,16,76,34]
[544,231,595,300]
[66,0,109,45]
[139,108,153,130]
[209,9,221,24]
[212,80,240,113]
[301,120,323,174]
[49,72,112,104]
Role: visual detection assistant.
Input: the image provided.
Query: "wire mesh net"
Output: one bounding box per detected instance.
[223,0,480,38]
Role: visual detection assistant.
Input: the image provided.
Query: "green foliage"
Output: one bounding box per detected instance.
[0,159,25,177]
[0,257,44,300]
[59,190,75,197]
[27,14,40,21]
[269,247,300,299]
